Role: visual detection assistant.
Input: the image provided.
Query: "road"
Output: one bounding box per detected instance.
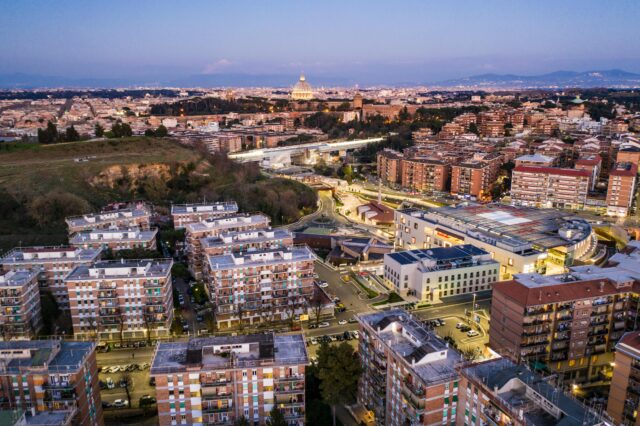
[97,347,156,408]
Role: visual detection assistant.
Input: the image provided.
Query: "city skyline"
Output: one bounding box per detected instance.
[1,0,640,86]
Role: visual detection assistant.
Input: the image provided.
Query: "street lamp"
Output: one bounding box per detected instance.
[472,293,477,319]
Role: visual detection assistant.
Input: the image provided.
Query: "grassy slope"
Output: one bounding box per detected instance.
[0,138,200,250]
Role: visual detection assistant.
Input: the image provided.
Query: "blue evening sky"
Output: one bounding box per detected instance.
[1,0,638,84]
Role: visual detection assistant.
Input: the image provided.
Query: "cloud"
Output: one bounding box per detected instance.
[202,59,233,74]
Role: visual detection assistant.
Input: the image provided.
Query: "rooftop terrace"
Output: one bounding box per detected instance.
[207,245,315,270]
[65,258,172,280]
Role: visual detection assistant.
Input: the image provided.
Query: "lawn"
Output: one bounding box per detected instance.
[372,292,404,306]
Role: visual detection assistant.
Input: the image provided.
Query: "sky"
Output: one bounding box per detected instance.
[1,0,639,85]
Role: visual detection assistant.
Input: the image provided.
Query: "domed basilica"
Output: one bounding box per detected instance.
[291,73,313,100]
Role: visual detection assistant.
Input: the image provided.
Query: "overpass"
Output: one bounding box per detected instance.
[228,136,385,166]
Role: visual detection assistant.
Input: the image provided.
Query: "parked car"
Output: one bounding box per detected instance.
[140,395,157,405]
[102,401,112,409]
[308,323,317,329]
[106,378,115,389]
[318,281,329,288]
[338,319,347,325]
[348,316,357,323]
[149,377,156,387]
[460,325,472,333]
[310,338,318,345]
[467,330,480,337]
[318,322,330,328]
[113,399,129,408]
[456,322,465,329]
[351,330,359,339]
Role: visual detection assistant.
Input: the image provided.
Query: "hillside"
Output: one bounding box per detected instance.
[0,138,317,251]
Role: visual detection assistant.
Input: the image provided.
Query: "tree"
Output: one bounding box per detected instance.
[119,373,133,407]
[144,129,156,137]
[155,124,168,137]
[468,122,479,135]
[310,292,325,327]
[110,120,133,138]
[94,123,105,137]
[65,125,80,142]
[40,292,61,335]
[234,417,250,426]
[266,406,287,426]
[398,106,411,122]
[317,342,362,426]
[37,121,59,144]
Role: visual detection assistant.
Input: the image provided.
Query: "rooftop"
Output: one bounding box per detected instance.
[150,333,308,375]
[388,244,489,266]
[515,153,555,164]
[65,258,173,281]
[1,246,101,264]
[201,228,292,249]
[186,213,270,233]
[609,161,638,176]
[460,358,604,426]
[65,206,150,227]
[171,201,238,215]
[358,309,459,386]
[0,340,95,375]
[69,227,157,244]
[616,331,640,360]
[514,165,591,178]
[207,245,315,270]
[0,269,38,288]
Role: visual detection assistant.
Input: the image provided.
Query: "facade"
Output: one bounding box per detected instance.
[290,74,313,101]
[383,245,499,303]
[490,253,640,383]
[394,204,596,279]
[65,205,151,234]
[357,310,460,426]
[574,154,602,191]
[0,340,103,426]
[171,202,239,229]
[607,332,640,426]
[205,246,315,329]
[451,161,492,200]
[377,149,403,186]
[511,166,590,210]
[64,259,174,340]
[457,358,606,426]
[0,246,102,310]
[69,227,158,251]
[401,158,449,193]
[185,214,271,280]
[150,333,308,426]
[0,270,42,340]
[606,162,638,217]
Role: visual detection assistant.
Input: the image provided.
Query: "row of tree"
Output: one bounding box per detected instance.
[37,121,82,144]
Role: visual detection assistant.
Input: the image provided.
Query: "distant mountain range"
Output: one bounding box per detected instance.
[1,69,640,89]
[436,69,640,88]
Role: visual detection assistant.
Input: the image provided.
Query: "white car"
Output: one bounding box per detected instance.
[113,399,129,408]
[467,330,480,337]
[455,322,465,329]
[318,322,330,328]
[338,319,347,325]
[319,282,329,288]
[310,338,318,345]
[351,330,359,339]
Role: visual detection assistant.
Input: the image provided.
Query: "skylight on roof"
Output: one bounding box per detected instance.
[477,211,531,225]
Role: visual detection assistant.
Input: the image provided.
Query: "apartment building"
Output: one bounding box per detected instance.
[65,204,151,234]
[171,202,239,229]
[201,229,293,257]
[383,245,499,303]
[394,205,596,278]
[185,213,271,279]
[377,149,403,186]
[69,227,158,252]
[511,166,590,210]
[0,340,103,426]
[205,246,315,329]
[451,160,495,200]
[150,333,308,426]
[357,310,460,426]
[400,158,449,193]
[0,270,41,340]
[607,332,640,426]
[457,358,606,426]
[64,259,173,341]
[490,252,640,383]
[0,246,102,309]
[606,162,638,217]
[574,154,602,191]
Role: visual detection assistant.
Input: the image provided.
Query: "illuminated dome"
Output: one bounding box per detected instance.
[291,73,313,101]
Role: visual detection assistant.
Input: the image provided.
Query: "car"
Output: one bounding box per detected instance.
[182,324,189,332]
[113,399,129,408]
[196,315,203,322]
[99,380,107,390]
[319,282,329,288]
[318,322,330,328]
[149,377,156,387]
[467,330,480,337]
[460,325,472,333]
[336,334,344,341]
[139,395,157,405]
[102,401,112,409]
[456,322,465,329]
[351,330,359,339]
[139,362,150,370]
[119,378,130,388]
[329,335,337,342]
[333,297,341,303]
[338,319,347,325]
[179,299,185,306]
[343,331,352,340]
[190,297,195,304]
[106,378,115,389]
[438,319,446,326]
[310,338,318,345]
[125,364,136,372]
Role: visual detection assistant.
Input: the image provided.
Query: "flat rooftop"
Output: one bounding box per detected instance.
[0,269,38,287]
[171,201,238,214]
[69,227,157,244]
[1,246,101,264]
[461,358,603,426]
[387,244,490,266]
[66,207,150,227]
[201,228,292,249]
[208,245,315,271]
[150,333,308,375]
[359,309,459,385]
[0,340,95,374]
[65,259,172,281]
[186,213,270,233]
[399,203,592,251]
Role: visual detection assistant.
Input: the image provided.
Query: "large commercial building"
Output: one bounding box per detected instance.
[0,270,42,340]
[0,340,103,426]
[185,213,271,280]
[383,245,499,303]
[150,333,308,426]
[606,162,638,217]
[395,204,596,278]
[0,246,102,309]
[607,332,640,426]
[457,358,606,426]
[65,204,151,234]
[510,166,591,210]
[357,310,460,426]
[69,227,158,252]
[205,246,315,328]
[171,202,239,229]
[64,259,174,341]
[490,246,640,384]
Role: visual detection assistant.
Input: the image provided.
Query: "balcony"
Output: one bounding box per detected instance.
[144,281,163,288]
[275,375,304,383]
[402,379,425,398]
[202,405,232,414]
[201,378,229,387]
[202,393,232,401]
